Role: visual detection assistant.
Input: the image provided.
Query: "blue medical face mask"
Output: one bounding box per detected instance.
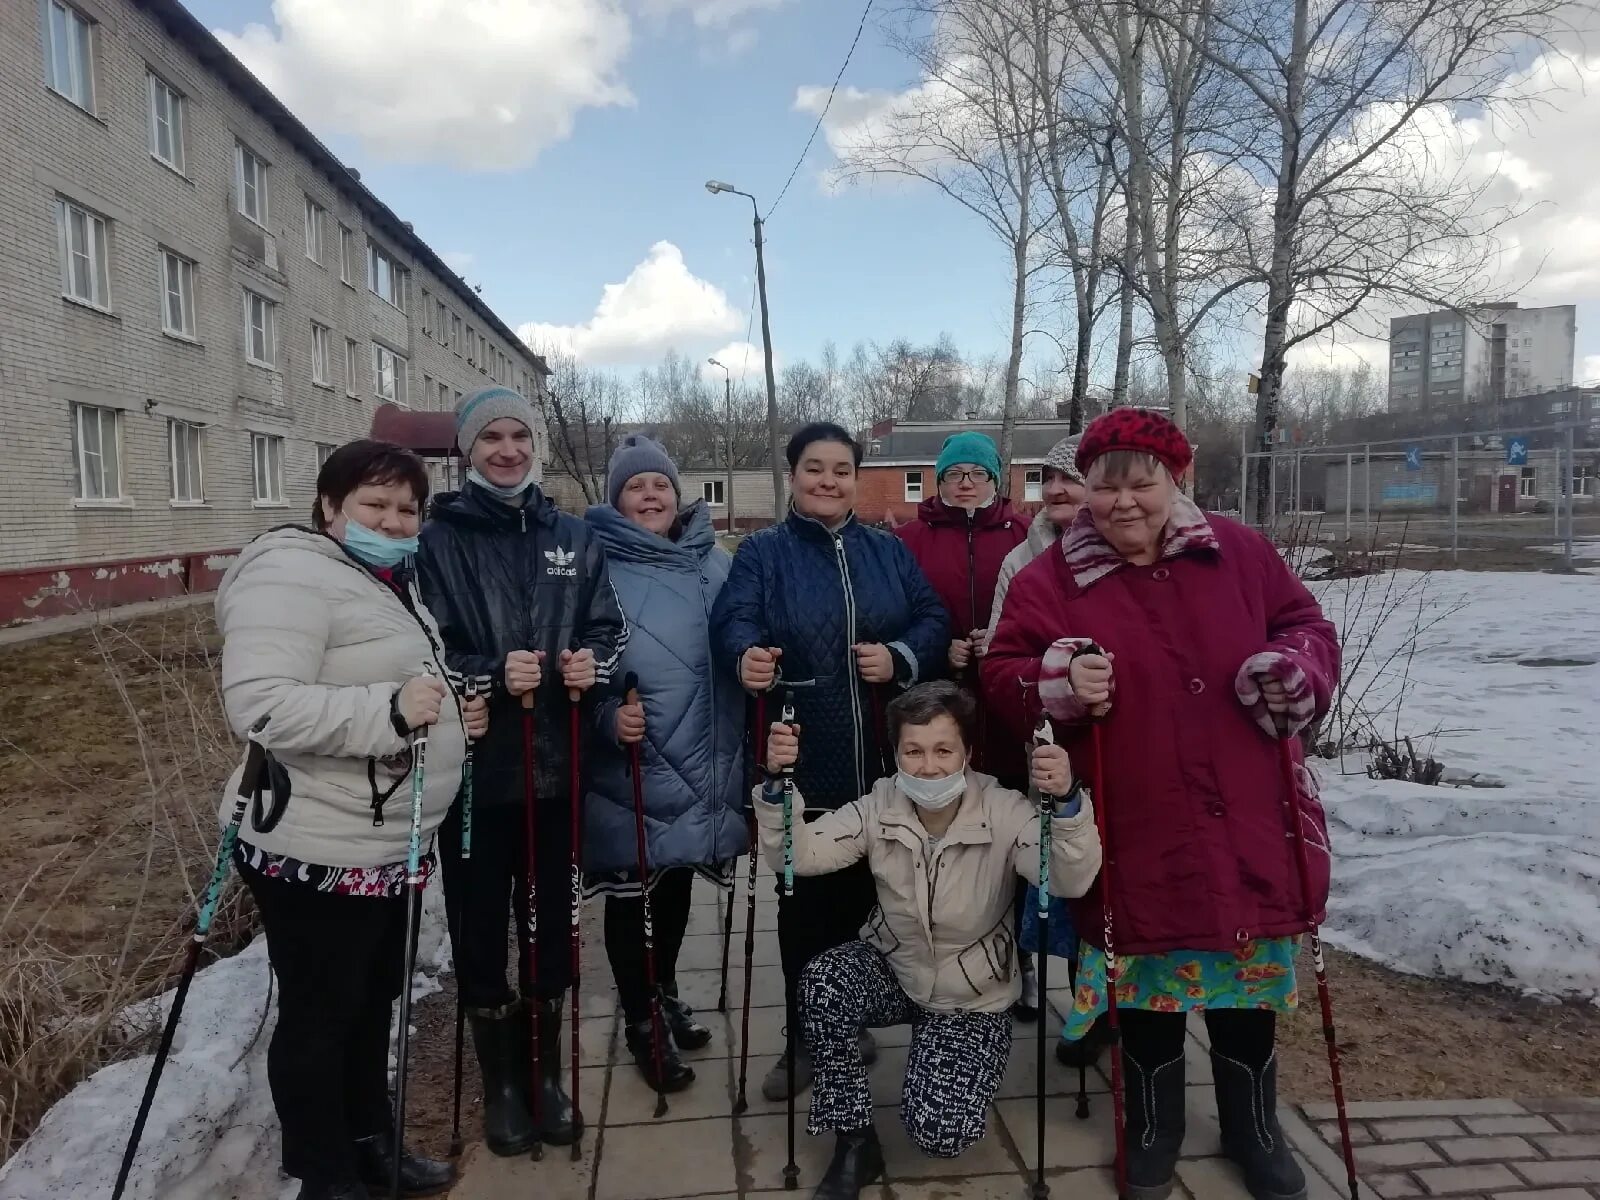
[468,465,538,499]
[341,517,418,568]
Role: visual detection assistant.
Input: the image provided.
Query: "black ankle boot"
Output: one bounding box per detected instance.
[812,1126,884,1200]
[535,996,583,1145]
[1125,1046,1187,1200]
[661,987,713,1050]
[467,1002,536,1157]
[1212,1051,1307,1200]
[352,1133,455,1197]
[625,1014,696,1092]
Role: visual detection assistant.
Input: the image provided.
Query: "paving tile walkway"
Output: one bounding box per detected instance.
[448,872,1600,1200]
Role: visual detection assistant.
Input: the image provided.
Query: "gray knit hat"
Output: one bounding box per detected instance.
[455,385,538,455]
[607,434,681,510]
[1042,436,1084,484]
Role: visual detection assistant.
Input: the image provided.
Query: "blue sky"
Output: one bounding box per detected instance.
[189,1,1600,390]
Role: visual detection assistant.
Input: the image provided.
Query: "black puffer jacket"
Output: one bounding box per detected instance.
[417,482,628,808]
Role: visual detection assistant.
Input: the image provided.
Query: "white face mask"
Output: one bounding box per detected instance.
[895,761,968,811]
[468,465,538,499]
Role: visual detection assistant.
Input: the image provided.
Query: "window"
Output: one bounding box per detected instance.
[436,300,448,343]
[1524,336,1534,346]
[1456,469,1471,504]
[44,1,94,110]
[310,321,331,386]
[56,198,110,309]
[703,480,725,506]
[158,249,195,337]
[451,314,462,352]
[367,242,405,309]
[1574,465,1596,497]
[423,374,434,406]
[316,442,335,470]
[1519,467,1537,499]
[372,344,406,403]
[147,73,184,172]
[168,419,204,503]
[235,143,269,225]
[438,380,450,409]
[344,338,359,396]
[339,225,356,285]
[251,434,285,504]
[904,471,923,502]
[421,289,432,334]
[243,290,277,367]
[1551,400,1573,414]
[71,404,120,500]
[1024,468,1043,502]
[303,195,326,264]
[465,323,476,363]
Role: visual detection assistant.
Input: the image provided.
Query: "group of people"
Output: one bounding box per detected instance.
[214,383,1339,1200]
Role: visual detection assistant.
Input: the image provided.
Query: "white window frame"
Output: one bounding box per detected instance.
[44,0,95,111]
[158,248,195,338]
[904,471,923,502]
[147,71,184,173]
[702,479,726,507]
[56,197,110,310]
[345,337,360,397]
[373,344,406,404]
[1024,468,1043,502]
[1519,467,1537,499]
[315,442,336,471]
[420,288,432,335]
[168,418,204,504]
[235,143,269,226]
[438,380,450,409]
[1551,400,1573,414]
[310,321,332,386]
[71,403,121,502]
[367,241,405,310]
[303,195,326,264]
[436,300,449,344]
[1456,469,1471,503]
[465,323,476,364]
[339,224,356,286]
[1574,464,1595,498]
[251,433,285,505]
[243,289,277,368]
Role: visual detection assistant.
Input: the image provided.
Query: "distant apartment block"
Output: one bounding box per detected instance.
[1388,303,1575,412]
[0,0,547,625]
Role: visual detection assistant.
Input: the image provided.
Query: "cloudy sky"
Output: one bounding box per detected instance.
[191,0,1600,388]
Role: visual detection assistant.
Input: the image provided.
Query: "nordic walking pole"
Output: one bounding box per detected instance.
[1276,732,1360,1200]
[449,676,483,1158]
[778,690,800,1192]
[717,861,735,1013]
[1072,948,1090,1121]
[391,665,434,1200]
[624,671,670,1118]
[732,690,766,1115]
[568,683,585,1159]
[1030,709,1057,1200]
[521,674,545,1161]
[112,717,268,1200]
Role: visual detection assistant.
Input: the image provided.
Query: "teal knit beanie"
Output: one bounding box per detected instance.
[935,431,1002,481]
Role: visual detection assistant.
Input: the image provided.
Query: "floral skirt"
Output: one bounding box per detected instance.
[1061,935,1299,1040]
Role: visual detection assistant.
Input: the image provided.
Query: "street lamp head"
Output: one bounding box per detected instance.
[708,357,724,368]
[705,180,734,195]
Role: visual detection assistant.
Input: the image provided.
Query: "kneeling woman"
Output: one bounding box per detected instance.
[757,682,1101,1199]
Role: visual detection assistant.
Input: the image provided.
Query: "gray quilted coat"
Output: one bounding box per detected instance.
[583,500,750,874]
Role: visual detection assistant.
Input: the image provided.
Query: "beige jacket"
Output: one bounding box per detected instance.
[754,770,1101,1013]
[216,527,467,868]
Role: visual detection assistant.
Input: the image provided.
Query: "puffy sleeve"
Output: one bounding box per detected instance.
[884,537,949,685]
[710,534,769,683]
[416,523,506,695]
[1232,532,1341,737]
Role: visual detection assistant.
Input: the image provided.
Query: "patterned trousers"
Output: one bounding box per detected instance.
[799,940,1012,1159]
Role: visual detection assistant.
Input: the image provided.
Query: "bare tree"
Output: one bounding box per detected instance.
[537,351,629,506]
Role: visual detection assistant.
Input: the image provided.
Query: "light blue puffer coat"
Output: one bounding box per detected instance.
[583,500,750,874]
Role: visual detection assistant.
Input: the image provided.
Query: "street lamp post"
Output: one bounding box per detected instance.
[706,180,783,520]
[708,357,735,535]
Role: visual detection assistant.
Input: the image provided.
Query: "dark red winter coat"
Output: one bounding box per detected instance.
[895,496,1029,781]
[981,503,1339,956]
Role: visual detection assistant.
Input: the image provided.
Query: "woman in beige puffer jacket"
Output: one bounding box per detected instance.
[754,681,1100,1196]
[216,440,482,1200]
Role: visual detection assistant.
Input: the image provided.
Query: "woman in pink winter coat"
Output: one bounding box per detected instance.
[982,409,1339,1200]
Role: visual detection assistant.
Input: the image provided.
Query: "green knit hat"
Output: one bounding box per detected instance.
[935,431,1001,481]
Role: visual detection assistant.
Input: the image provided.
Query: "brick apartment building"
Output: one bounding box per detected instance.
[0,0,546,626]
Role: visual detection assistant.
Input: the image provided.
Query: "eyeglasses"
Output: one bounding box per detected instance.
[940,468,993,485]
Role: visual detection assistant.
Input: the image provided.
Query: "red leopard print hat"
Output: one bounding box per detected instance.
[1075,407,1193,478]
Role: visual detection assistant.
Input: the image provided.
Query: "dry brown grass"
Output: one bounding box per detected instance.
[0,602,255,1161]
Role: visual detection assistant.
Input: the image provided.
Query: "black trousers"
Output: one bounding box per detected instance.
[243,864,407,1186]
[603,867,695,1024]
[440,801,573,1009]
[1120,1006,1276,1070]
[776,858,878,1017]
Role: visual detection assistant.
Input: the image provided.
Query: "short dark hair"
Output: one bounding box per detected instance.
[886,681,976,750]
[785,422,862,471]
[312,439,430,530]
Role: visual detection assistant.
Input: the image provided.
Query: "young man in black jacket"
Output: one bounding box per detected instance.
[417,385,628,1156]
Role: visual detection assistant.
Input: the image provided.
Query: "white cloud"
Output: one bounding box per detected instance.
[1581,355,1600,386]
[213,0,633,171]
[638,0,786,28]
[519,242,742,364]
[703,341,780,381]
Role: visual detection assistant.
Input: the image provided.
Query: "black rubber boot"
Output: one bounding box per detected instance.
[466,1002,537,1157]
[811,1126,885,1200]
[1212,1051,1308,1200]
[1056,1013,1115,1069]
[661,986,713,1050]
[536,996,583,1146]
[625,1015,696,1092]
[293,1183,366,1200]
[352,1133,454,1197]
[1125,1045,1187,1200]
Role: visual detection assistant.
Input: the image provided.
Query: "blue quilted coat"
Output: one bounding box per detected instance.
[583,501,750,874]
[710,509,949,810]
